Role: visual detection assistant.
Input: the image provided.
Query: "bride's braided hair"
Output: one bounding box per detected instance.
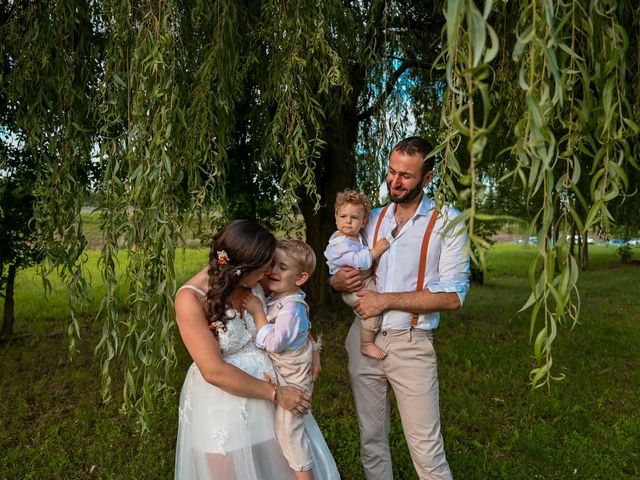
[206,220,276,335]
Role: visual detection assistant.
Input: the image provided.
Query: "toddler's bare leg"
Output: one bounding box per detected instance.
[360,316,386,359]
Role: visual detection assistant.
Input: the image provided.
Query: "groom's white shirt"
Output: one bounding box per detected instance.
[364,195,470,331]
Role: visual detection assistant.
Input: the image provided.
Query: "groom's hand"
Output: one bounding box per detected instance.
[330,266,363,293]
[354,290,386,318]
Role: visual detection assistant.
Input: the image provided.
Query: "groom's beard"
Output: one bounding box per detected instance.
[387,179,425,204]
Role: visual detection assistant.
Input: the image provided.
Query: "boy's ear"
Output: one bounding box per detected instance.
[295,271,310,286]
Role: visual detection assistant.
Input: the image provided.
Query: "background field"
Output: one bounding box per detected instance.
[1,245,639,479]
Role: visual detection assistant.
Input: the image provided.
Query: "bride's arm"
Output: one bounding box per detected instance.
[176,288,310,413]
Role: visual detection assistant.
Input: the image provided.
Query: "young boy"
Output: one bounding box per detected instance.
[324,189,390,359]
[243,239,318,480]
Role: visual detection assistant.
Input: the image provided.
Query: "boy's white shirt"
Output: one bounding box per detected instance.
[255,290,310,353]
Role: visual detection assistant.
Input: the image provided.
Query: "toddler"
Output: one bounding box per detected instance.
[324,189,389,359]
[244,239,317,480]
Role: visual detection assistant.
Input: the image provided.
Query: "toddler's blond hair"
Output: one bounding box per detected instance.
[334,189,372,215]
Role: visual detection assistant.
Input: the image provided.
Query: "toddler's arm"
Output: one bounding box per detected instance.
[371,238,390,260]
[243,293,268,330]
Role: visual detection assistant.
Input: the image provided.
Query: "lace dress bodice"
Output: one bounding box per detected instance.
[217,313,254,355]
[219,307,276,381]
[178,284,275,381]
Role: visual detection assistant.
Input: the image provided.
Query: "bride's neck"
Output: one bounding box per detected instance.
[229,286,251,310]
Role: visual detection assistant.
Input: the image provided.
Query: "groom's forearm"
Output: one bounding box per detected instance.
[356,289,461,319]
[382,290,461,313]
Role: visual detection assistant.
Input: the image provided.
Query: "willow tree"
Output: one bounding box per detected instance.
[440,0,639,389]
[1,0,352,429]
[1,1,100,355]
[1,0,638,425]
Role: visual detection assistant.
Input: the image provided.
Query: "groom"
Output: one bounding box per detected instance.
[330,136,470,479]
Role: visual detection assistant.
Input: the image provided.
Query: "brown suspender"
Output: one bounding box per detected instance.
[372,205,440,326]
[411,208,439,325]
[371,205,389,286]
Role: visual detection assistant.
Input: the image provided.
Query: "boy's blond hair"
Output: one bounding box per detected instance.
[335,189,372,215]
[277,239,316,277]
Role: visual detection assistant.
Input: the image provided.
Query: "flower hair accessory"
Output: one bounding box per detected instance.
[217,250,230,265]
[235,268,242,276]
[208,320,227,333]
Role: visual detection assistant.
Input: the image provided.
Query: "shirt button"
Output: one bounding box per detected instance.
[381,331,387,336]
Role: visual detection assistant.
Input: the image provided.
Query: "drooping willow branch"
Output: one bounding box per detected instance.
[2,0,638,429]
[438,0,499,266]
[441,0,638,388]
[356,59,433,122]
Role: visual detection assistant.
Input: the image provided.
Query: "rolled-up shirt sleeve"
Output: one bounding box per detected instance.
[255,303,303,353]
[426,212,471,306]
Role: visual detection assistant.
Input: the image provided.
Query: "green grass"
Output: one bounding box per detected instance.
[1,245,639,479]
[438,245,640,479]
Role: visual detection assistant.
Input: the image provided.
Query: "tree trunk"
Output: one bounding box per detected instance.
[299,111,359,304]
[579,238,589,270]
[569,224,576,256]
[1,264,16,338]
[470,264,484,284]
[299,60,370,304]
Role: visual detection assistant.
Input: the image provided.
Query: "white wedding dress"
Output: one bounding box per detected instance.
[175,285,340,480]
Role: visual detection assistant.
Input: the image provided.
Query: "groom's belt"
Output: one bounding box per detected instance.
[378,327,435,342]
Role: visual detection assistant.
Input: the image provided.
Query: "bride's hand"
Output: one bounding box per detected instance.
[277,385,311,417]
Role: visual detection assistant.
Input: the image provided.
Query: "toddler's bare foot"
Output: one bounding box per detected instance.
[361,342,386,359]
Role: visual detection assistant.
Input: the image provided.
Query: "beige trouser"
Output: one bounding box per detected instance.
[346,320,453,480]
[269,340,314,472]
[341,275,381,335]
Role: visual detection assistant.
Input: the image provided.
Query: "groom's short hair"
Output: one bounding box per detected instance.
[392,136,435,175]
[277,239,316,277]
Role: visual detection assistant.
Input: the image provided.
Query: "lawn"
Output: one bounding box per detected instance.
[1,244,638,479]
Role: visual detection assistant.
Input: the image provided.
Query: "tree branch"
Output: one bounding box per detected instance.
[356,59,433,122]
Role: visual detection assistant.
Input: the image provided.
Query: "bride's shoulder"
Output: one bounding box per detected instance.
[177,269,209,298]
[177,284,207,298]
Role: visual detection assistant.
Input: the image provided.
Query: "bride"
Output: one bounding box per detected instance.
[174,220,339,479]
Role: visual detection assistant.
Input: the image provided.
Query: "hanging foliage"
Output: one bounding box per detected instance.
[1,1,101,355]
[1,0,639,426]
[439,0,639,389]
[93,0,347,429]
